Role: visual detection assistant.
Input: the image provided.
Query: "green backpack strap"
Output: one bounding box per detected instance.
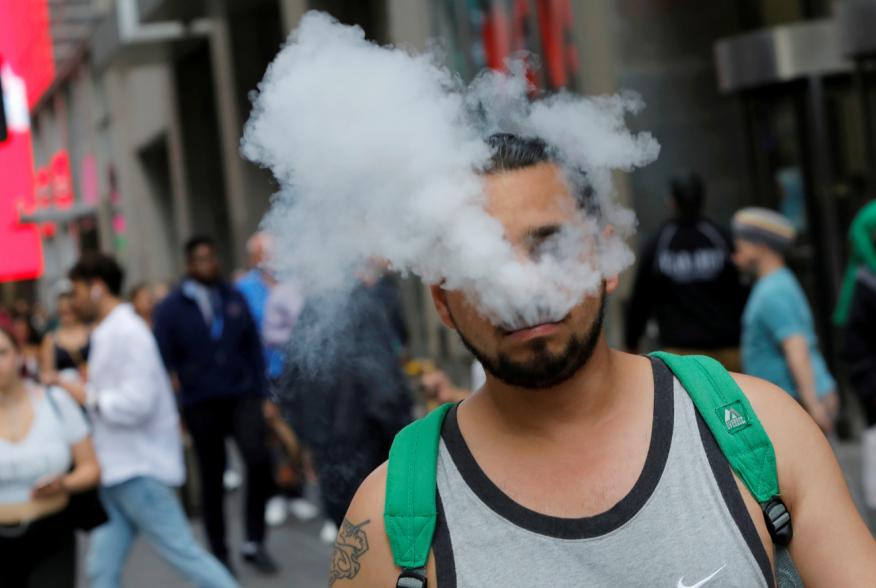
[650,351,792,545]
[384,402,454,588]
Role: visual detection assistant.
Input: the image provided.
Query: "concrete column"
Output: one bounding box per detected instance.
[570,0,636,347]
[165,70,193,250]
[207,0,249,269]
[102,68,150,285]
[386,0,430,50]
[82,73,115,255]
[101,63,180,284]
[279,0,308,35]
[573,0,619,96]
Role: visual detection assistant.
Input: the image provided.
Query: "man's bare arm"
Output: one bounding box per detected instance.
[782,335,832,433]
[735,374,876,586]
[328,463,439,587]
[329,517,372,586]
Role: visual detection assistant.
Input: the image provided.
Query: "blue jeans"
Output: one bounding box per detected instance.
[86,476,238,588]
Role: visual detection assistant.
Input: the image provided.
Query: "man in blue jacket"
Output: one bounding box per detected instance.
[153,236,277,575]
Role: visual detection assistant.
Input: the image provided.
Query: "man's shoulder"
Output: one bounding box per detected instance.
[751,270,800,306]
[349,461,389,517]
[115,306,157,341]
[154,288,197,321]
[731,372,876,580]
[235,269,261,289]
[334,462,407,586]
[155,288,186,311]
[221,281,250,304]
[729,373,824,502]
[731,372,811,430]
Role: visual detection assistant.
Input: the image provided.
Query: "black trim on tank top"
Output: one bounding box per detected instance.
[695,412,775,587]
[439,357,673,540]
[433,491,457,588]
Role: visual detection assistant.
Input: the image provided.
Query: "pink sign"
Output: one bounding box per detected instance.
[81,154,99,205]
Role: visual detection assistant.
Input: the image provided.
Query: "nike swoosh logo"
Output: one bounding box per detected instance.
[677,564,727,588]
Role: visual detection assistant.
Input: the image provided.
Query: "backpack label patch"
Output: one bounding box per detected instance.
[718,401,750,434]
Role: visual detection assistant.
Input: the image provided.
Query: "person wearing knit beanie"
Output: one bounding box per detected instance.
[731,207,797,254]
[732,207,838,434]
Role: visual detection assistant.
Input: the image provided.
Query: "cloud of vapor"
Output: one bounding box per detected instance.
[242,12,659,351]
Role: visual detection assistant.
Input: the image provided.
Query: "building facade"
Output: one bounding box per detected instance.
[17,0,876,377]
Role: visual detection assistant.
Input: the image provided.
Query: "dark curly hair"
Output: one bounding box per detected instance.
[483,133,599,218]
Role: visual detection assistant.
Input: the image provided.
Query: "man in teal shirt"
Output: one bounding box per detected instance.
[732,207,838,433]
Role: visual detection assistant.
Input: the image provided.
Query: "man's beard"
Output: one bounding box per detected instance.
[455,292,606,390]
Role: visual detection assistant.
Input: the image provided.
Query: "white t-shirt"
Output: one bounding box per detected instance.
[0,386,89,504]
[86,303,184,487]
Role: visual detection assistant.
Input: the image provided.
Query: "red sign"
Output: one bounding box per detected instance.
[537,0,578,89]
[477,0,578,91]
[0,0,54,111]
[49,150,73,209]
[0,64,43,281]
[0,0,55,282]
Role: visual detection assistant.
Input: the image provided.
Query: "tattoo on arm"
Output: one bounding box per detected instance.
[329,518,371,586]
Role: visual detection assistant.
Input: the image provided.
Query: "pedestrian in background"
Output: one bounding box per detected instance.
[154,236,277,574]
[237,233,284,385]
[284,265,412,537]
[625,173,747,370]
[844,266,876,428]
[0,320,100,587]
[843,264,876,514]
[128,282,157,326]
[64,253,237,588]
[834,198,876,327]
[238,232,318,528]
[40,285,90,387]
[732,207,838,433]
[11,312,42,381]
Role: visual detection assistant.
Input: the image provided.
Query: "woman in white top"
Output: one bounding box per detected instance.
[0,321,100,587]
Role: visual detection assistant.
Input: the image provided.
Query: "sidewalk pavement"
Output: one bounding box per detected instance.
[77,441,874,587]
[77,493,332,588]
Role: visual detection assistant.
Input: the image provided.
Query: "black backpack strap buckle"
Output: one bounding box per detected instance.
[762,496,793,546]
[396,567,427,588]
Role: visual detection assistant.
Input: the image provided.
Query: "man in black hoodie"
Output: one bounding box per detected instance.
[281,272,412,529]
[844,267,876,427]
[624,174,748,370]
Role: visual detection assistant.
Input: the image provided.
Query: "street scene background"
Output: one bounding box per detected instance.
[2,0,876,586]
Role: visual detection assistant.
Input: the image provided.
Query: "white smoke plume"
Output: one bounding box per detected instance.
[242,12,659,348]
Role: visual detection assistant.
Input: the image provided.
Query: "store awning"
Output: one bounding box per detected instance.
[18,202,97,224]
[90,0,210,71]
[714,19,851,94]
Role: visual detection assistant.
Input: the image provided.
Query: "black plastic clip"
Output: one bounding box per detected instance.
[762,496,793,546]
[396,567,428,588]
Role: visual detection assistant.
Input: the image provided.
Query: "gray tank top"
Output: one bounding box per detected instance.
[433,359,773,587]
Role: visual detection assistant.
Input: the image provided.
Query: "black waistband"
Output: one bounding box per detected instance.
[0,507,71,540]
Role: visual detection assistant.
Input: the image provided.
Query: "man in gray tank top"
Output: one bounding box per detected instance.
[335,135,876,587]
